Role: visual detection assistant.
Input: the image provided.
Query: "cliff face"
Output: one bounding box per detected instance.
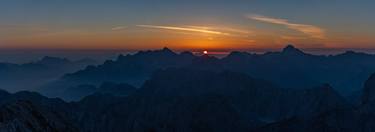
[362,74,375,104]
[0,101,79,132]
[255,73,375,132]
[0,90,79,132]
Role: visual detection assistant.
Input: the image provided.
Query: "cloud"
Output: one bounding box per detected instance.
[111,26,127,31]
[185,25,252,35]
[280,36,306,40]
[248,14,325,39]
[137,25,230,36]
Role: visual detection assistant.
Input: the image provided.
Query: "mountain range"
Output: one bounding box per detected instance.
[256,73,375,132]
[2,46,375,131]
[0,68,358,132]
[0,56,97,92]
[39,45,375,101]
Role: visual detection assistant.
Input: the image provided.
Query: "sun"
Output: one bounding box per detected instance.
[203,50,208,54]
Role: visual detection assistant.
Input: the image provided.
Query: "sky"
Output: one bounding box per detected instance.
[1,0,374,51]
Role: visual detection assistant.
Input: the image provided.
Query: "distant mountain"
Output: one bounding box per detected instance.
[39,45,375,100]
[221,46,375,96]
[38,48,194,97]
[62,47,194,86]
[0,56,97,92]
[59,82,136,101]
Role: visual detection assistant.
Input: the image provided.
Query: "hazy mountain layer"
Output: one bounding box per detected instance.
[0,56,97,92]
[40,46,375,100]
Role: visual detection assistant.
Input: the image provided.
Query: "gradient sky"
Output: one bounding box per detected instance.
[1,0,374,50]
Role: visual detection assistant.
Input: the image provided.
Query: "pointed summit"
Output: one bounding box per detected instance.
[158,47,176,55]
[134,47,177,57]
[282,44,305,55]
[161,47,173,52]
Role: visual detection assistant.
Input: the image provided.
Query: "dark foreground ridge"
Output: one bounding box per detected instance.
[2,68,369,132]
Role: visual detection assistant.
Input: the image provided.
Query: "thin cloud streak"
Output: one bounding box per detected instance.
[137,25,231,36]
[248,15,325,39]
[185,25,252,35]
[111,26,127,31]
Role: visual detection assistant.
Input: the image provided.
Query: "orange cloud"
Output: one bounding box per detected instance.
[137,25,231,36]
[248,14,325,39]
[111,26,127,31]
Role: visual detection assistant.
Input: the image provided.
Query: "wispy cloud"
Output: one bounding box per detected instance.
[185,25,252,35]
[247,14,325,39]
[280,35,306,40]
[137,25,231,36]
[111,26,127,31]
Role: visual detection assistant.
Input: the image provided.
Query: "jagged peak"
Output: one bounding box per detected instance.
[40,56,69,62]
[179,51,194,57]
[227,51,253,58]
[340,50,370,56]
[36,56,70,65]
[282,44,305,55]
[134,47,177,56]
[159,47,177,55]
[161,47,172,52]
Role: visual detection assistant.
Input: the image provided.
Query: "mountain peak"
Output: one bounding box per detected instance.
[154,47,175,55]
[282,45,305,55]
[133,47,177,57]
[37,56,70,65]
[162,47,171,51]
[41,56,69,62]
[161,47,174,53]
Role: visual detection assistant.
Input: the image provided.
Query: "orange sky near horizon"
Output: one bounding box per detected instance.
[2,23,374,51]
[1,0,375,51]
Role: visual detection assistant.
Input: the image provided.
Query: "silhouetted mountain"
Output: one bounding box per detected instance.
[362,74,375,104]
[137,69,346,121]
[255,73,375,132]
[35,45,375,105]
[71,68,347,131]
[59,69,344,131]
[0,90,79,132]
[62,48,194,86]
[221,46,375,97]
[36,56,70,66]
[282,44,307,56]
[0,68,354,132]
[0,56,97,92]
[58,82,136,101]
[38,48,195,98]
[97,82,137,97]
[39,45,375,100]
